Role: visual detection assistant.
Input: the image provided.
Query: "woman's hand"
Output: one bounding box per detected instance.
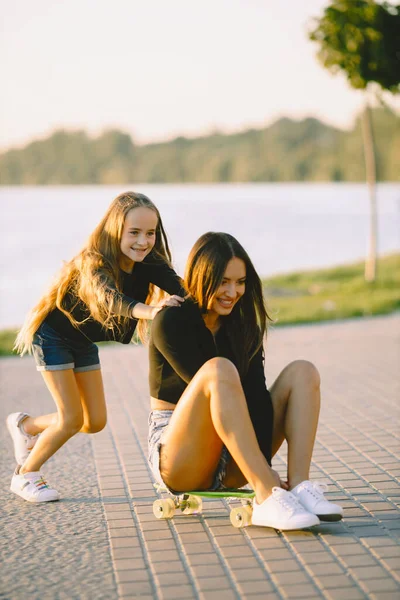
[271,468,289,490]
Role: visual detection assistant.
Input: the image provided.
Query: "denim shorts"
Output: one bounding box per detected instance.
[32,321,100,373]
[148,409,231,494]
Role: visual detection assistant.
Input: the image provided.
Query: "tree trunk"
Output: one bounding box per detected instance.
[361,100,378,282]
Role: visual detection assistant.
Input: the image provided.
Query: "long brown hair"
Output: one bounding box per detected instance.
[184,232,272,376]
[15,191,172,354]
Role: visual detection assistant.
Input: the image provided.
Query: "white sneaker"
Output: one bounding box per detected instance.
[10,469,60,503]
[252,487,320,530]
[291,480,344,521]
[6,412,39,465]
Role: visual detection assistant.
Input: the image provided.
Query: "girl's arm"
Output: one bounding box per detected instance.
[131,296,183,320]
[100,271,183,321]
[144,258,185,296]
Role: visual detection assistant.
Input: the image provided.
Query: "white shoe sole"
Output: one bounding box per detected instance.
[252,514,320,530]
[10,485,60,503]
[316,512,343,522]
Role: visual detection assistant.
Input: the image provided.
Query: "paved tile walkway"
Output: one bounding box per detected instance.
[1,314,399,599]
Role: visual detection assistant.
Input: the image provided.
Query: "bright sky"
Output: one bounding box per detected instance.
[1,0,398,151]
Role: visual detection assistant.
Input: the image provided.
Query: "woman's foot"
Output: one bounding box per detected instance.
[291,481,344,521]
[6,412,39,465]
[10,468,60,503]
[252,487,320,530]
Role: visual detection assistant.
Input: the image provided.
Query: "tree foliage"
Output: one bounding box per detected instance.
[0,109,398,184]
[309,0,400,92]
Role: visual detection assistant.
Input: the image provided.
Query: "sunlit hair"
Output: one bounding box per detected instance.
[184,232,272,376]
[15,191,172,355]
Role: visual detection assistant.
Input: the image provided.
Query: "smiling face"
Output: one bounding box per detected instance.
[119,206,158,271]
[207,257,246,320]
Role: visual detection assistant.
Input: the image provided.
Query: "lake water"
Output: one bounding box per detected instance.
[1,183,399,329]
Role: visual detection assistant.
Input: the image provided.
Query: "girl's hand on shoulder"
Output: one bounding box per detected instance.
[150,295,184,319]
[157,295,184,309]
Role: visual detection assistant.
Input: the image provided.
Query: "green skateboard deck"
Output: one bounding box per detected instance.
[153,484,255,527]
[180,488,255,499]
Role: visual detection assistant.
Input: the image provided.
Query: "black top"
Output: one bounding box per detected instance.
[149,299,274,464]
[45,253,184,344]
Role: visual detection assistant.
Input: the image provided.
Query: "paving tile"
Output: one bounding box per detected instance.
[192,564,225,578]
[315,573,358,589]
[118,580,154,595]
[152,561,186,574]
[309,562,345,576]
[113,557,147,571]
[155,572,191,586]
[359,577,400,593]
[273,570,311,585]
[267,559,300,573]
[237,579,275,594]
[116,570,153,583]
[325,587,366,599]
[199,590,237,600]
[196,576,232,591]
[279,582,322,598]
[158,584,195,599]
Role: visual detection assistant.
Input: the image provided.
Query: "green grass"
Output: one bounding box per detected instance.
[264,252,400,326]
[0,329,19,357]
[1,253,398,356]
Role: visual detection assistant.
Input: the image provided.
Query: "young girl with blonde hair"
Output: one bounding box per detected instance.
[8,191,184,502]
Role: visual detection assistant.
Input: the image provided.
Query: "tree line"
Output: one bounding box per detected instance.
[0,108,398,184]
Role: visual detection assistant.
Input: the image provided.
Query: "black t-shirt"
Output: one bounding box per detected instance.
[45,254,184,344]
[149,299,274,464]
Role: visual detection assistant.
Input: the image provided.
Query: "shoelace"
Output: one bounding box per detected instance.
[33,476,49,491]
[272,488,303,515]
[297,480,328,500]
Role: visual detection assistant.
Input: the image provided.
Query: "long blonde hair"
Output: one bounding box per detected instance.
[15,191,172,355]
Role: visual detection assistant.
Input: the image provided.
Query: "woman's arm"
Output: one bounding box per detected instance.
[242,347,274,466]
[151,305,216,383]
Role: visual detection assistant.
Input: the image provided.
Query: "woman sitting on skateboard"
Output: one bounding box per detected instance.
[148,232,343,531]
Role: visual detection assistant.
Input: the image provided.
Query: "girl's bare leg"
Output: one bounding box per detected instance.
[159,357,279,504]
[20,369,106,473]
[75,371,107,434]
[21,371,106,437]
[22,413,57,435]
[269,360,321,489]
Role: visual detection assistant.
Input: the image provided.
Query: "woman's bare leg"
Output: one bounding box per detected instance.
[20,370,106,437]
[20,369,106,473]
[159,357,279,504]
[270,360,321,489]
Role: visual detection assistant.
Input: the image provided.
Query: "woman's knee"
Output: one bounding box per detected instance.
[288,359,321,389]
[200,356,240,385]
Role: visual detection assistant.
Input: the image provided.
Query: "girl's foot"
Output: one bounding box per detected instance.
[10,468,60,503]
[6,412,39,465]
[252,487,320,530]
[291,481,344,521]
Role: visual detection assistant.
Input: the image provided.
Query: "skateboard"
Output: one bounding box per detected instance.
[152,484,255,528]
